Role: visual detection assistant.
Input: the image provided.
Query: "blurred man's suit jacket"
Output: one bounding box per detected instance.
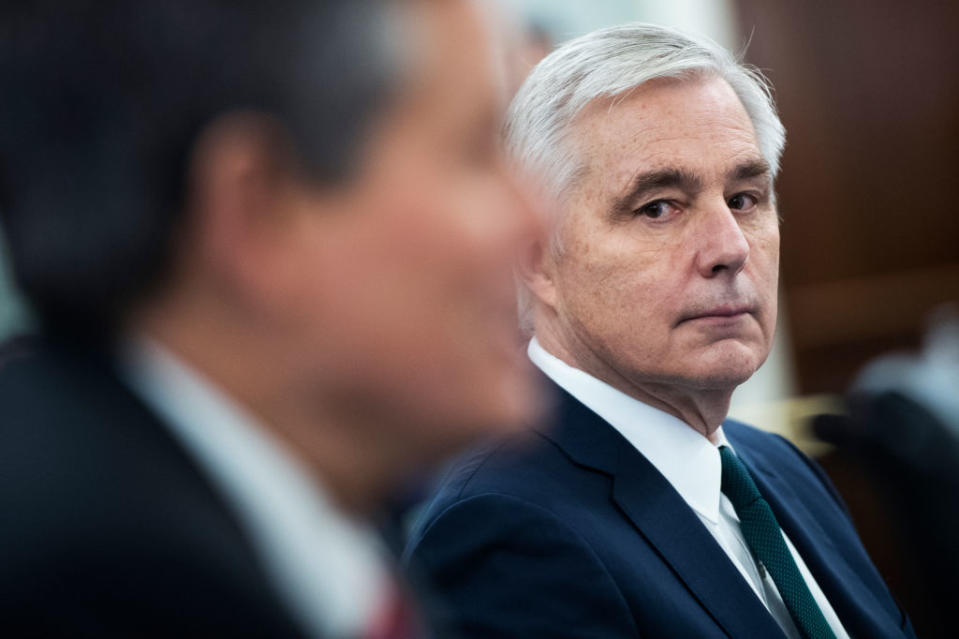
[405,382,915,638]
[0,341,309,637]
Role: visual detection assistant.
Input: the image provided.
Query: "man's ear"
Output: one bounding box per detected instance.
[516,235,559,312]
[186,112,306,313]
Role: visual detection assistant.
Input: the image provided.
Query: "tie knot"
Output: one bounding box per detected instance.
[719,445,762,510]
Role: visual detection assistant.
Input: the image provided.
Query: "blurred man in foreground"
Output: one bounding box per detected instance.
[406,23,914,638]
[0,1,541,636]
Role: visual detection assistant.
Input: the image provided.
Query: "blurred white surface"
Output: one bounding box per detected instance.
[855,306,959,434]
[499,0,739,49]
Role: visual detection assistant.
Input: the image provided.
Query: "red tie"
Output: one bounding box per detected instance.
[363,579,423,639]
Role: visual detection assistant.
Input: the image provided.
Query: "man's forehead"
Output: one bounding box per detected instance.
[572,148,770,209]
[565,78,764,196]
[568,75,726,137]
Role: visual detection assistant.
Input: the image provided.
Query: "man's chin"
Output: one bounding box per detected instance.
[683,343,766,390]
[683,369,756,392]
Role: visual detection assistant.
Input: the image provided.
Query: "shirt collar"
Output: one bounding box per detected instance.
[528,337,727,525]
[117,335,390,638]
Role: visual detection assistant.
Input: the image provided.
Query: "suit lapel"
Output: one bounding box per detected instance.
[538,389,785,638]
[730,431,904,639]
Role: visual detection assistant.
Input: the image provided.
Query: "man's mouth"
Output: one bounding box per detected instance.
[677,304,756,325]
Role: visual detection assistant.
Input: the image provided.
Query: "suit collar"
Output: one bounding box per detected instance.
[528,339,727,524]
[119,336,392,639]
[536,387,785,638]
[536,383,622,473]
[536,373,907,638]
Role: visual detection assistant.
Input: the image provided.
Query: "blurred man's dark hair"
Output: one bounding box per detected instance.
[0,0,398,336]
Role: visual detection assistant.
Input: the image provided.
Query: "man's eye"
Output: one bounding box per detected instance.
[637,200,675,219]
[728,193,757,211]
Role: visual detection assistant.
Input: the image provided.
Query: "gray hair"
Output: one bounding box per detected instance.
[507,22,786,333]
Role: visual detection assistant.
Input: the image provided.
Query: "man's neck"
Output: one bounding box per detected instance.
[129,305,401,518]
[532,331,733,438]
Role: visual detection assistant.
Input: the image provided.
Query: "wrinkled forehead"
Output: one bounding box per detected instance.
[563,74,762,200]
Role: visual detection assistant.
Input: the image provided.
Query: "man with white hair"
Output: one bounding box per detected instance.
[405,23,914,639]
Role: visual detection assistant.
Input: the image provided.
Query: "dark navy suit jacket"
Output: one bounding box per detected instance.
[0,340,310,638]
[405,384,915,638]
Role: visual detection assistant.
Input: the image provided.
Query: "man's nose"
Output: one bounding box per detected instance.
[694,201,750,278]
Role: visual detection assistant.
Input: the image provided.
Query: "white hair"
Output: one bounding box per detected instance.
[508,22,786,333]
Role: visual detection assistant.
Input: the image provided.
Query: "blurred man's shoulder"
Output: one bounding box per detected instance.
[724,417,818,467]
[0,340,244,559]
[0,340,170,466]
[0,339,303,637]
[430,428,574,499]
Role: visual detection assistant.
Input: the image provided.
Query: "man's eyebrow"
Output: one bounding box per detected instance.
[612,168,703,214]
[730,158,772,183]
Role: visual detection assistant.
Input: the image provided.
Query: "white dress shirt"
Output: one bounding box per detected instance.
[528,338,849,639]
[119,336,391,639]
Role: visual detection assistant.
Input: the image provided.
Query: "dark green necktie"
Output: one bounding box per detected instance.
[718,446,836,639]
